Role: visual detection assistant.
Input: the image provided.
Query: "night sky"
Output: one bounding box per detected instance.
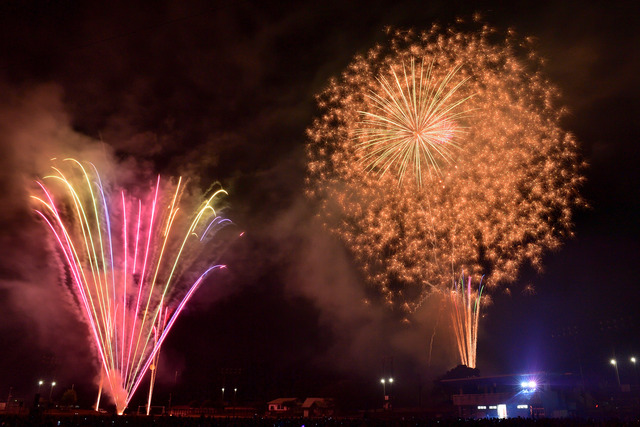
[0,0,638,412]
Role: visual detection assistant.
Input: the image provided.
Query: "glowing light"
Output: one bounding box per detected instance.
[611,359,617,365]
[521,379,537,392]
[306,20,585,315]
[32,159,231,415]
[498,404,507,419]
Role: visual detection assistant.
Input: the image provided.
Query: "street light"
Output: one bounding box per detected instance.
[610,359,621,388]
[631,357,638,385]
[380,378,394,401]
[221,387,225,406]
[233,388,238,418]
[49,381,56,401]
[36,380,44,407]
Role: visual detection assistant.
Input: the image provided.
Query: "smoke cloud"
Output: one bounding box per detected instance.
[0,83,125,397]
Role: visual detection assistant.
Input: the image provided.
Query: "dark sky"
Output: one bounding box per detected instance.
[0,0,638,411]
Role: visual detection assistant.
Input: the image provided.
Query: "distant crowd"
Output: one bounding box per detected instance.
[2,414,640,427]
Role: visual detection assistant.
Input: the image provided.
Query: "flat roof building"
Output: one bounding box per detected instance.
[440,372,578,419]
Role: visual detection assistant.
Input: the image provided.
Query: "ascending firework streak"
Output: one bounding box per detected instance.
[449,273,484,369]
[32,159,231,415]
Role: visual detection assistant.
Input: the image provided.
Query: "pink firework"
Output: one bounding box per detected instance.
[32,159,231,414]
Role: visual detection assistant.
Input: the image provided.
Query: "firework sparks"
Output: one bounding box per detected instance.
[449,273,484,369]
[355,58,472,185]
[32,159,231,414]
[306,21,585,314]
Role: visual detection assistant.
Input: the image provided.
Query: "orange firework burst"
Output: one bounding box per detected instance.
[306,21,585,314]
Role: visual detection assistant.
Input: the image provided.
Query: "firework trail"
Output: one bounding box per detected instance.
[32,159,231,414]
[449,273,484,368]
[306,20,585,315]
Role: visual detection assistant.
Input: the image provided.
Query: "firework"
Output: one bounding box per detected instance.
[32,159,231,414]
[306,21,585,314]
[449,273,484,368]
[355,57,472,186]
